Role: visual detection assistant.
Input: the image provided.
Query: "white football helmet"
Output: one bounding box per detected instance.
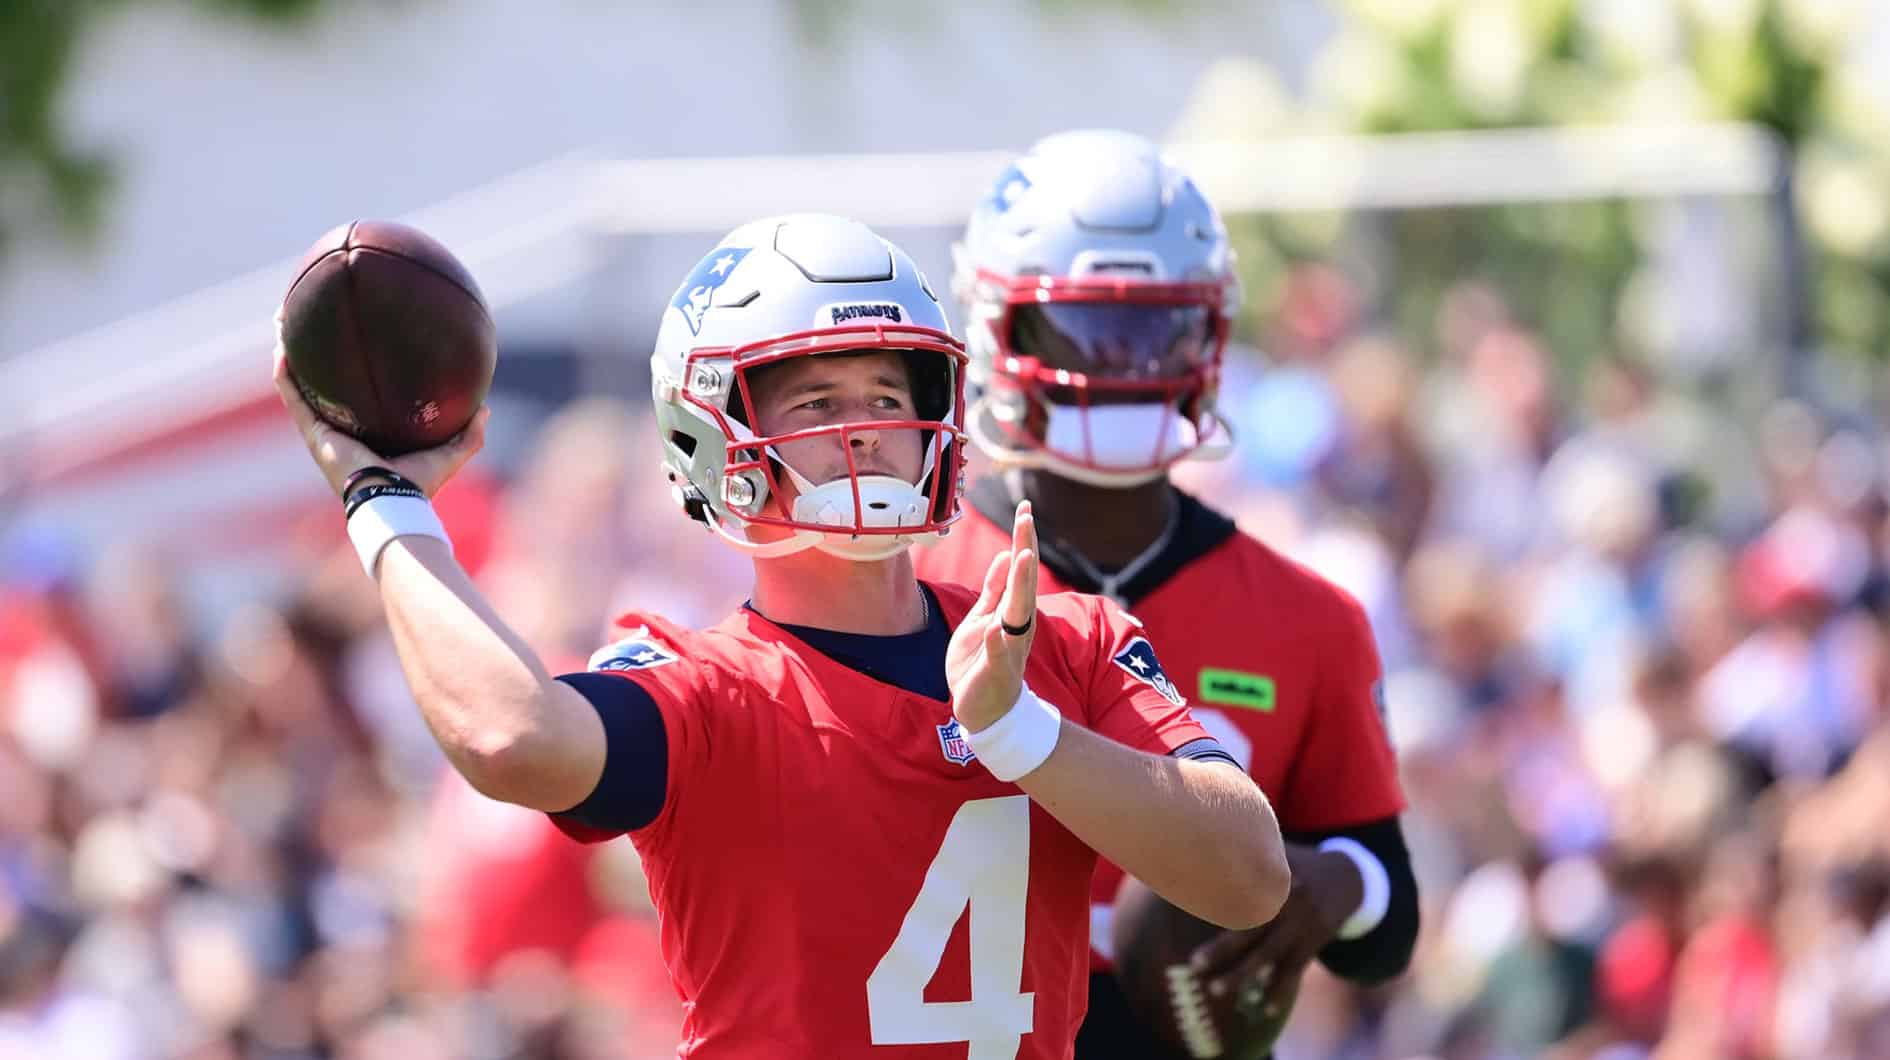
[651,214,966,561]
[954,130,1240,487]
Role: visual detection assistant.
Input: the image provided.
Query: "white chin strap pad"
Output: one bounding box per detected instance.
[791,474,930,530]
[966,395,1232,489]
[766,467,934,561]
[1041,402,1200,469]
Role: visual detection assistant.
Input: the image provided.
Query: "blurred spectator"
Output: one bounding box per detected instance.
[1317,335,1435,564]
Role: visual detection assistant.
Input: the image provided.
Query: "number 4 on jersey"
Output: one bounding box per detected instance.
[867,796,1035,1060]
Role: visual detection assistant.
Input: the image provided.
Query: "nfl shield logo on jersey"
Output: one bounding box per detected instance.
[1113,637,1186,707]
[937,719,976,766]
[588,628,680,673]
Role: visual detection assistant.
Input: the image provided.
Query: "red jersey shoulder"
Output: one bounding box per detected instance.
[588,610,770,702]
[1182,531,1376,652]
[1031,589,1143,654]
[588,612,693,673]
[1040,591,1193,710]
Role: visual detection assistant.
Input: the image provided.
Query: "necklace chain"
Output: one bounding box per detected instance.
[1009,477,1180,605]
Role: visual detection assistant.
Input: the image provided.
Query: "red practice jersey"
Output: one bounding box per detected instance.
[556,580,1208,1058]
[913,481,1406,968]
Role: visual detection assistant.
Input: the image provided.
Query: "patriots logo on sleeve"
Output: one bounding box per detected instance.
[1113,637,1186,707]
[670,246,751,335]
[588,628,679,673]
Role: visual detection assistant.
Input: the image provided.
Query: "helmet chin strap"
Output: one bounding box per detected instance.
[966,394,1235,488]
[705,412,955,560]
[711,449,943,562]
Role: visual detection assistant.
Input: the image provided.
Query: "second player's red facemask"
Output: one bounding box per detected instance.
[966,269,1234,487]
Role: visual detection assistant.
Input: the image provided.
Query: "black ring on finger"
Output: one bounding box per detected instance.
[1000,615,1033,637]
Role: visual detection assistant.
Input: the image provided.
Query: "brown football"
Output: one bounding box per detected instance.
[279,220,495,456]
[1110,876,1301,1059]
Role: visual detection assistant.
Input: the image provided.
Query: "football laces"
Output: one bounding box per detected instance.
[1164,963,1223,1058]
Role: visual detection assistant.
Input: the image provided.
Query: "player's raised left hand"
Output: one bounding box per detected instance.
[946,500,1039,732]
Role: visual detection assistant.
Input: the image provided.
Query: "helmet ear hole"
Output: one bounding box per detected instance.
[724,388,754,429]
[668,475,712,525]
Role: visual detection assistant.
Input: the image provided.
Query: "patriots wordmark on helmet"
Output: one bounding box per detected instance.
[826,302,904,326]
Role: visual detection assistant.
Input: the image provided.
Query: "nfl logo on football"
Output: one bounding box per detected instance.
[937,720,976,766]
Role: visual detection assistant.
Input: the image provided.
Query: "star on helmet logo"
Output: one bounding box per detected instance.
[671,247,752,335]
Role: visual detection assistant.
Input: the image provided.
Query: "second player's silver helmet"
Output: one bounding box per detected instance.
[954,130,1240,487]
[651,214,966,561]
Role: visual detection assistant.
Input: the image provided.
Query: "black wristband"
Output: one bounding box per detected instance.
[344,482,427,521]
[341,466,418,507]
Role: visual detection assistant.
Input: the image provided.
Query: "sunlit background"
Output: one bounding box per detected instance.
[7,2,1890,1057]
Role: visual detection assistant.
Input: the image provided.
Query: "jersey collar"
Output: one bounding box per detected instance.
[964,476,1237,607]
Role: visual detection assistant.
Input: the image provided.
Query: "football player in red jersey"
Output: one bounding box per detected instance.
[274,212,1289,1059]
[912,132,1420,1057]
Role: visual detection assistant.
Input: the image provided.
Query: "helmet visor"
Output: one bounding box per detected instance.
[1008,302,1213,382]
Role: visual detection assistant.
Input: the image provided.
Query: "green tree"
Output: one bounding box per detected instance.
[1187,0,1888,387]
[1,0,332,264]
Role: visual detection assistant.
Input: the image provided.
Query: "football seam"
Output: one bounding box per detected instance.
[336,234,393,446]
[344,226,490,311]
[1164,964,1223,1059]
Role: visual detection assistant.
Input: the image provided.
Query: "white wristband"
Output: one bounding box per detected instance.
[347,493,452,576]
[963,683,1062,782]
[1319,836,1392,940]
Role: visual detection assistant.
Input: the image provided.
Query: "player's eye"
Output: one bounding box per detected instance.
[795,397,832,412]
[871,394,909,411]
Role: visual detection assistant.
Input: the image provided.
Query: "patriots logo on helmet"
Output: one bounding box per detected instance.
[588,628,680,672]
[937,718,976,766]
[984,163,1032,215]
[670,247,751,335]
[1113,637,1185,707]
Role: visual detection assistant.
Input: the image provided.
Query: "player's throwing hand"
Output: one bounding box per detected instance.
[945,500,1040,732]
[272,338,487,500]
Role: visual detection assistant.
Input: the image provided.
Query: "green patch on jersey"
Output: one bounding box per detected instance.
[1197,667,1276,712]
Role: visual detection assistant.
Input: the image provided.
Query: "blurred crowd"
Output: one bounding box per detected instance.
[6,264,1890,1059]
[0,398,750,1059]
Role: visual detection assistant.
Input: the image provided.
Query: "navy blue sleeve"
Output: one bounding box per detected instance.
[549,672,670,834]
